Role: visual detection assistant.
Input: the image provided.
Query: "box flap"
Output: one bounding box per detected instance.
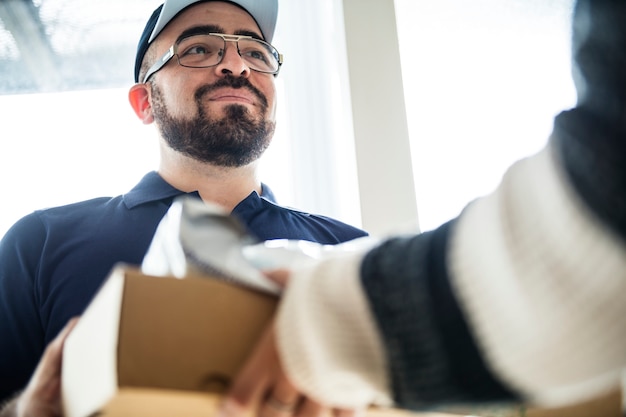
[62,266,127,417]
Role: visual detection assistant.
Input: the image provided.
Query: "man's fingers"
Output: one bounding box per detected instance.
[219,324,279,416]
[261,396,300,417]
[263,269,290,287]
[52,317,79,354]
[332,408,362,417]
[31,317,79,387]
[295,398,325,417]
[16,317,81,416]
[267,376,300,408]
[261,377,301,417]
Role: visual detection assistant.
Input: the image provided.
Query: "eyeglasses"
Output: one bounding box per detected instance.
[142,33,283,83]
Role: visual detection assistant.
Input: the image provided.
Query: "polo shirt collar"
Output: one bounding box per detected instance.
[122,171,277,209]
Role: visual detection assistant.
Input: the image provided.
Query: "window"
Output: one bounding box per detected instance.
[395,0,576,231]
[1,0,162,237]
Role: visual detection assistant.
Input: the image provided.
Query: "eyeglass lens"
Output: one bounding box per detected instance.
[177,34,279,73]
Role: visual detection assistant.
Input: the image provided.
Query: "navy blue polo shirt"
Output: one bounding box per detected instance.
[0,171,367,400]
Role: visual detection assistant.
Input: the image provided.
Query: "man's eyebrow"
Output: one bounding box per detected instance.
[176,25,223,42]
[234,30,264,41]
[175,25,265,43]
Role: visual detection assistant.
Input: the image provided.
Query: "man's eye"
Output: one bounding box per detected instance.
[242,49,269,63]
[182,45,214,56]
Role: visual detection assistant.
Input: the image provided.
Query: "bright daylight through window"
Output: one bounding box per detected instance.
[395,0,576,231]
[1,0,162,238]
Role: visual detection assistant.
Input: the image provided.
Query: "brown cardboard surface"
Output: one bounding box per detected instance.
[116,270,276,391]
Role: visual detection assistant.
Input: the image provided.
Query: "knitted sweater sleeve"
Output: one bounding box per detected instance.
[275,108,626,411]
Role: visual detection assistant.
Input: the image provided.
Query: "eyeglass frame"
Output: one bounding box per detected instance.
[141,33,283,83]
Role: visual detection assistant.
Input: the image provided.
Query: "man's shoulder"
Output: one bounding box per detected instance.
[234,194,368,244]
[1,196,120,244]
[33,195,124,222]
[2,192,168,246]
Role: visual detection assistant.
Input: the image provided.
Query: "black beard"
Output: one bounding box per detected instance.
[150,76,275,167]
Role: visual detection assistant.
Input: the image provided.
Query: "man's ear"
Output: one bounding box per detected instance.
[128,84,154,124]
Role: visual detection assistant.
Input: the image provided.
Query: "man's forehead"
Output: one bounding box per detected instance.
[175,25,264,43]
[160,1,262,40]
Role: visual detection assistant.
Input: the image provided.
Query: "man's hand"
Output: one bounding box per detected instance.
[218,270,358,417]
[2,317,79,417]
[218,322,320,417]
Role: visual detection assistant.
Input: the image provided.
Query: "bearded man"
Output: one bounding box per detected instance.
[0,0,368,407]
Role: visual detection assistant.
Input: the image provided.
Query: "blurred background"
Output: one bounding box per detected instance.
[0,0,575,238]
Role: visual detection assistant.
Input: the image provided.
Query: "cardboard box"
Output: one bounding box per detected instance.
[62,265,278,417]
[62,265,622,417]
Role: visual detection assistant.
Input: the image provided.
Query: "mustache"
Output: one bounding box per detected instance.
[194,75,268,108]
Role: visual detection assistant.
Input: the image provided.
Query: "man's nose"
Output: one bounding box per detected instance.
[214,42,251,77]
